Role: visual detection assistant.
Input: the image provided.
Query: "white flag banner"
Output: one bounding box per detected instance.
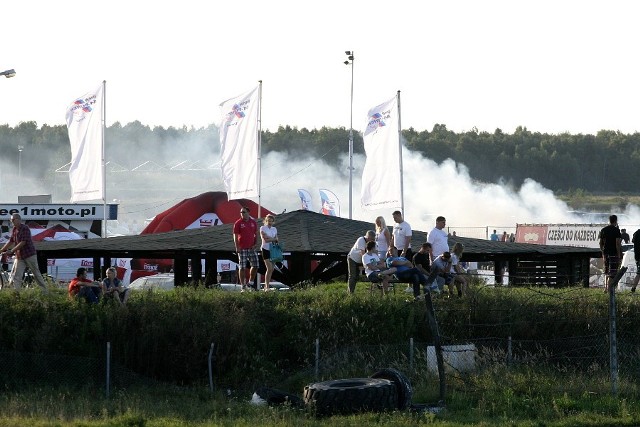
[298,189,313,211]
[66,84,104,202]
[219,86,260,200]
[360,95,401,210]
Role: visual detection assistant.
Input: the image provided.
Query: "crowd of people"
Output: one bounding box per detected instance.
[0,213,130,305]
[348,211,468,300]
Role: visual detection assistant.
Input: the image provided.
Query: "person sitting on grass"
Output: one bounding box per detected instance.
[68,267,101,304]
[362,241,396,295]
[102,267,130,305]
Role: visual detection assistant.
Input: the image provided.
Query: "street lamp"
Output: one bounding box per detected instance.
[18,145,23,180]
[344,51,354,219]
[0,69,16,78]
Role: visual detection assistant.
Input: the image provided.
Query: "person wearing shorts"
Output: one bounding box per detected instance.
[598,215,622,293]
[233,207,259,292]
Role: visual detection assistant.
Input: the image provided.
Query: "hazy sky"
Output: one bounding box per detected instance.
[2,0,640,135]
[3,0,640,231]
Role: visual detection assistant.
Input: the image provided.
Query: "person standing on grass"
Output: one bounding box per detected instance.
[260,214,278,291]
[374,216,392,257]
[233,207,259,292]
[391,210,412,260]
[598,214,622,293]
[630,228,640,293]
[0,213,48,292]
[427,216,449,260]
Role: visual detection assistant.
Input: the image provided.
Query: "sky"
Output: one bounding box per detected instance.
[2,0,640,231]
[2,0,640,135]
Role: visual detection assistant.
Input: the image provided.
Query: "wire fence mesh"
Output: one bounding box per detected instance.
[1,285,639,401]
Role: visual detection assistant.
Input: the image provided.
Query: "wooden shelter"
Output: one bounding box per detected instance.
[35,210,600,287]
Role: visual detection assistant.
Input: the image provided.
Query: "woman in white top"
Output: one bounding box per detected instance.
[260,214,278,291]
[374,216,391,256]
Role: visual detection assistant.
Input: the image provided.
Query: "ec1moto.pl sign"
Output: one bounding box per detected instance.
[0,204,118,220]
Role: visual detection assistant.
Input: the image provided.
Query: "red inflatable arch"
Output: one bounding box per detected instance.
[141,192,273,234]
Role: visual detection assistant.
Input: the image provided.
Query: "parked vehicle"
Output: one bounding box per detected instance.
[127,273,290,292]
[128,273,175,291]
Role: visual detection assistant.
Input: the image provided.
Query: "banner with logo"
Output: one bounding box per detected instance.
[319,189,340,217]
[298,189,313,211]
[219,85,260,200]
[66,83,104,202]
[516,223,605,248]
[360,95,401,210]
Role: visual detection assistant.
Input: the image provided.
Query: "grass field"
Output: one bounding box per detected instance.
[2,281,640,426]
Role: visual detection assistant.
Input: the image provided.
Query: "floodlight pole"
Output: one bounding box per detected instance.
[344,51,354,219]
[0,69,16,78]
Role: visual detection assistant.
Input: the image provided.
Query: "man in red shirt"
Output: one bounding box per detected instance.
[233,207,259,292]
[68,267,101,303]
[0,213,48,292]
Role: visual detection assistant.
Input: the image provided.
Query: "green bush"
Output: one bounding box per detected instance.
[0,284,637,388]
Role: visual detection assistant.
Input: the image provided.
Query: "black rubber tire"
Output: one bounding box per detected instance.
[254,387,305,408]
[371,368,413,410]
[303,378,397,416]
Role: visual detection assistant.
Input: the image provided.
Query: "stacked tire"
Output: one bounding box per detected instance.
[303,378,397,416]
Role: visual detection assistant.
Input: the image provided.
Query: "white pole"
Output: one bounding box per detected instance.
[348,52,354,219]
[397,90,404,214]
[102,80,107,239]
[257,80,263,220]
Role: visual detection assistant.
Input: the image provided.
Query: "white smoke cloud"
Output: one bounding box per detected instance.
[5,134,640,236]
[260,147,640,236]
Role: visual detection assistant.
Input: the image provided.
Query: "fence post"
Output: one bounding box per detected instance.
[424,292,446,403]
[208,343,216,394]
[609,267,626,395]
[105,342,111,399]
[507,336,512,366]
[409,338,414,372]
[315,338,320,380]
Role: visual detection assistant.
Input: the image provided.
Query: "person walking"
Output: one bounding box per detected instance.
[259,214,279,291]
[233,207,260,292]
[0,213,48,292]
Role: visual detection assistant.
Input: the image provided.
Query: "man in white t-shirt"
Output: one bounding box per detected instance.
[347,230,376,294]
[427,216,449,260]
[391,210,412,260]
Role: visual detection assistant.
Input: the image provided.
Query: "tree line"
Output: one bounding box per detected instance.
[0,121,637,193]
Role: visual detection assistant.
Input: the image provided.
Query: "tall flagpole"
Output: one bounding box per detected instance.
[102,80,107,238]
[257,80,263,220]
[397,90,404,214]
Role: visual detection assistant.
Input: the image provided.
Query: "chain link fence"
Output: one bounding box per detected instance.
[1,286,639,401]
